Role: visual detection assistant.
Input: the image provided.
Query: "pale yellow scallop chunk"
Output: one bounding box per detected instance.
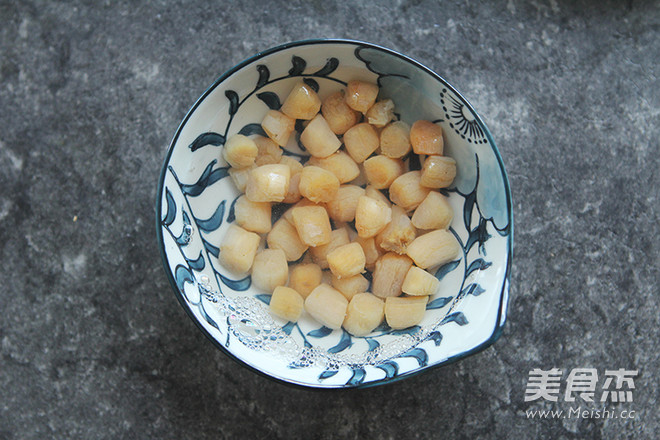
[321,90,360,134]
[245,164,290,203]
[411,191,453,230]
[281,81,322,120]
[289,263,323,298]
[406,229,460,269]
[291,205,332,247]
[298,165,340,203]
[261,110,295,146]
[270,286,304,322]
[385,296,428,330]
[343,293,385,337]
[401,266,440,296]
[223,134,258,168]
[304,284,348,330]
[300,114,342,158]
[218,224,261,274]
[251,248,289,293]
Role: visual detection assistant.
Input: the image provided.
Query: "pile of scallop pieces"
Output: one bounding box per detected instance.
[218,79,459,337]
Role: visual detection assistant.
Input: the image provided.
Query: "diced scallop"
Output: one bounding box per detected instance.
[410,120,444,155]
[251,249,289,293]
[234,195,272,234]
[343,293,385,337]
[245,164,290,203]
[321,90,360,134]
[298,165,340,203]
[343,122,380,163]
[406,229,460,269]
[389,171,430,211]
[307,151,360,184]
[325,185,365,223]
[291,205,332,247]
[420,155,456,188]
[300,114,342,158]
[280,81,322,120]
[371,252,413,298]
[411,191,453,230]
[267,217,308,261]
[218,224,261,274]
[269,286,304,322]
[355,195,392,238]
[385,296,428,329]
[223,134,258,168]
[331,273,370,301]
[304,284,348,330]
[379,121,411,159]
[344,80,379,113]
[289,263,323,298]
[401,266,440,297]
[327,242,366,279]
[261,110,295,146]
[363,155,405,189]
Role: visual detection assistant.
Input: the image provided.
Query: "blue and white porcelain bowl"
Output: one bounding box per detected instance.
[157,39,513,388]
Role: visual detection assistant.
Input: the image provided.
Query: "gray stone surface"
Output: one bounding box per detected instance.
[1,0,658,438]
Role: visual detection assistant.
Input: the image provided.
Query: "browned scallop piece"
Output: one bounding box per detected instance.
[343,122,380,163]
[371,252,413,298]
[344,80,379,113]
[363,155,405,189]
[321,90,360,134]
[325,185,365,223]
[410,120,444,155]
[389,171,431,211]
[280,81,322,120]
[420,155,456,188]
[261,110,295,146]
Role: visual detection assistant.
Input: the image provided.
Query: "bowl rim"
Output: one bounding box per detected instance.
[156,38,513,389]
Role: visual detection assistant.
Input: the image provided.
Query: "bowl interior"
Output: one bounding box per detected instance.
[157,40,512,388]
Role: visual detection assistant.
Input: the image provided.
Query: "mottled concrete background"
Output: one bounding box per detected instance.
[1,1,658,439]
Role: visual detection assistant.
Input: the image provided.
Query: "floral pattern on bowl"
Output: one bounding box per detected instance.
[157,39,512,388]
